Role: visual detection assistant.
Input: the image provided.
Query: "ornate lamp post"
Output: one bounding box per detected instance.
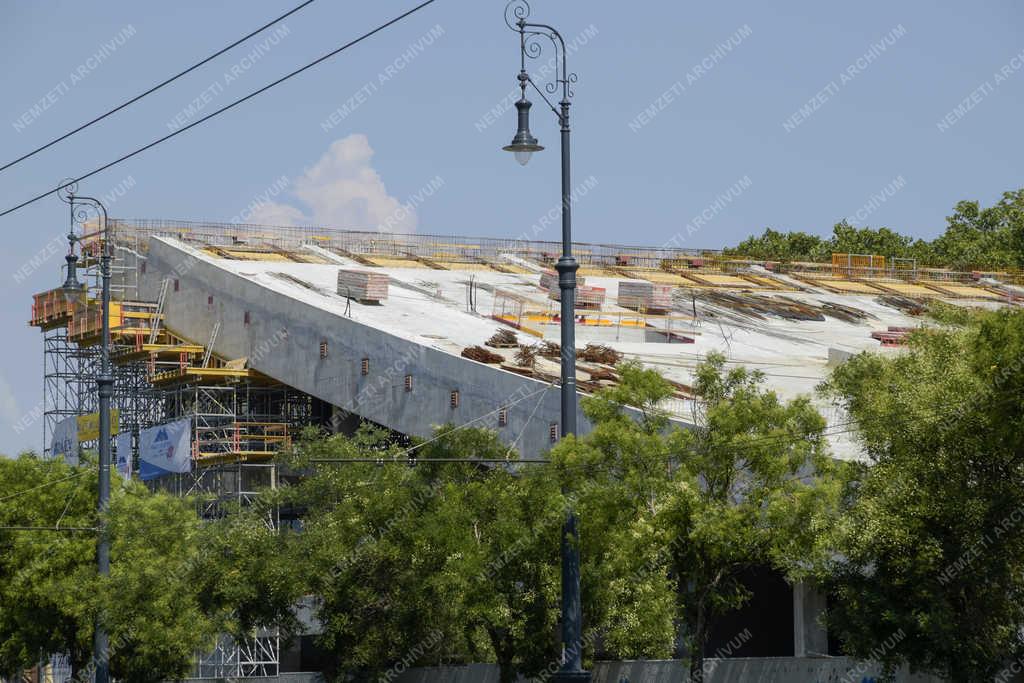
[503,3,589,680]
[58,182,113,683]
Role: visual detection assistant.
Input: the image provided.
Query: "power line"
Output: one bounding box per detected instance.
[0,469,91,504]
[310,458,550,464]
[0,0,440,218]
[0,0,318,175]
[0,526,96,533]
[307,382,557,466]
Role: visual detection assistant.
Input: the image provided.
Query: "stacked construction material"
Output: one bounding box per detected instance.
[548,283,604,306]
[461,345,504,363]
[485,329,519,348]
[337,268,389,303]
[871,326,913,347]
[539,269,586,294]
[540,269,599,306]
[574,285,606,308]
[618,280,673,311]
[578,343,623,365]
[540,270,589,290]
[539,269,558,292]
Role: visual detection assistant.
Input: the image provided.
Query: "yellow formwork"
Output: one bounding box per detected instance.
[805,278,885,294]
[365,256,424,268]
[740,275,789,290]
[871,281,941,297]
[684,273,761,288]
[628,271,692,286]
[923,283,1005,300]
[435,261,493,272]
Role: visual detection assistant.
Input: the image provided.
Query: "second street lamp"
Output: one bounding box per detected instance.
[59,182,114,683]
[503,2,590,681]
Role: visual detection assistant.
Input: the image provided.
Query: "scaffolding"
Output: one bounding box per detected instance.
[28,230,320,679]
[42,329,93,453]
[194,633,280,679]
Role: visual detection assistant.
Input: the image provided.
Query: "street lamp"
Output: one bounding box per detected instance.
[58,181,113,683]
[502,73,544,166]
[503,3,589,681]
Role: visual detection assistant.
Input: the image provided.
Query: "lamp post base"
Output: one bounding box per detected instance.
[550,672,592,683]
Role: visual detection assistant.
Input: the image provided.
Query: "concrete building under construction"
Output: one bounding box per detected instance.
[28,218,1018,677]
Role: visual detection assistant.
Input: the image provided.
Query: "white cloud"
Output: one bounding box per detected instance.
[249,134,416,233]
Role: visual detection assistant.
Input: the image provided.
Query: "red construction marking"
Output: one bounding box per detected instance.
[871,330,909,346]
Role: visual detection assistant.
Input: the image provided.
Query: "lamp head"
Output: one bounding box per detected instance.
[60,252,85,304]
[503,96,544,166]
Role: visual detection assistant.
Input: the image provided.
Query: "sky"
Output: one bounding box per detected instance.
[0,0,1021,453]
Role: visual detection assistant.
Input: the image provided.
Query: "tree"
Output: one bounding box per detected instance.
[0,453,220,682]
[417,428,563,683]
[725,188,1024,270]
[283,424,457,680]
[103,482,220,682]
[724,228,829,262]
[0,454,97,679]
[286,424,567,683]
[819,309,1024,682]
[555,357,838,682]
[932,190,1024,269]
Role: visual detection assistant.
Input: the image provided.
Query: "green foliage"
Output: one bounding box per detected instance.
[724,227,831,262]
[725,188,1024,270]
[0,455,218,681]
[286,425,565,683]
[555,355,838,681]
[819,309,1024,682]
[104,484,219,683]
[0,455,96,678]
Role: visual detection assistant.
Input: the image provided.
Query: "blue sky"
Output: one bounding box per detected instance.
[0,0,1021,453]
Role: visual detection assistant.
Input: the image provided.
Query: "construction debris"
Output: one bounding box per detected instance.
[461,345,505,364]
[337,269,389,303]
[486,329,519,348]
[876,295,925,316]
[538,341,562,358]
[580,364,618,382]
[577,343,623,365]
[817,300,873,323]
[691,290,873,324]
[514,344,538,368]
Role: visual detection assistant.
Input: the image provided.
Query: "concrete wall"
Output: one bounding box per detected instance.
[394,658,946,683]
[141,238,598,459]
[793,581,829,657]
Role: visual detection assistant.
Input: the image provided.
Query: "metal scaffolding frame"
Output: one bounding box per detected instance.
[32,233,314,679]
[193,632,280,679]
[42,327,98,454]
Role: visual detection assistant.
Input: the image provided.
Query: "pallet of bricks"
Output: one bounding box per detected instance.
[618,280,673,312]
[540,269,605,308]
[337,268,389,303]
